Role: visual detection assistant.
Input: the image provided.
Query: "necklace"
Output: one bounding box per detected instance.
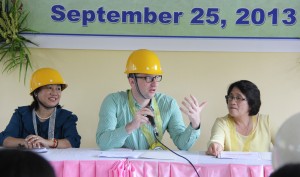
[36,113,51,120]
[32,107,56,139]
[229,116,255,151]
[35,110,55,120]
[236,118,252,135]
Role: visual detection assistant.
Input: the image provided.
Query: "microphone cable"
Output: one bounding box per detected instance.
[145,113,200,176]
[153,132,200,177]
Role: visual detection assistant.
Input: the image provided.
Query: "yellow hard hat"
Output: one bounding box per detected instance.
[30,68,68,94]
[124,49,163,75]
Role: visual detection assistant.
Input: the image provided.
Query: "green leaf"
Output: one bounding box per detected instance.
[0,0,38,83]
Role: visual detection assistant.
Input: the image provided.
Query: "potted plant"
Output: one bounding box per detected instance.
[0,0,37,83]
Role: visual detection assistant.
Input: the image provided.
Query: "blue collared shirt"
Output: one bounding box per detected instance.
[96,90,200,150]
[0,106,81,148]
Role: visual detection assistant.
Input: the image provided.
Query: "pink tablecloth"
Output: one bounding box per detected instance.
[50,159,273,177]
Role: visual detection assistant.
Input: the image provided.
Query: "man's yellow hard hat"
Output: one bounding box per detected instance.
[124,49,163,75]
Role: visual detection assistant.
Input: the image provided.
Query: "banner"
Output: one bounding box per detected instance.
[23,0,300,51]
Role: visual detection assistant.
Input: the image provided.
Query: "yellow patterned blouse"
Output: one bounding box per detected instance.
[208,114,274,152]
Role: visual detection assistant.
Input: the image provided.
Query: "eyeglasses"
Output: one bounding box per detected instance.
[225,95,246,102]
[135,75,162,83]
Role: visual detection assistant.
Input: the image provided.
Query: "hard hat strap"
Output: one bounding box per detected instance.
[132,74,148,100]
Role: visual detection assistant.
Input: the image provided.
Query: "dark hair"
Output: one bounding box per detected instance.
[270,164,300,177]
[0,149,56,177]
[227,80,261,116]
[30,87,41,110]
[128,73,135,78]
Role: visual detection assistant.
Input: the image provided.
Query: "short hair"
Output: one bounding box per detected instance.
[0,149,56,177]
[270,163,300,177]
[127,73,135,78]
[227,80,261,116]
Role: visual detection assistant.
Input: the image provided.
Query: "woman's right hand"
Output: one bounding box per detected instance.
[206,142,224,156]
[25,135,43,148]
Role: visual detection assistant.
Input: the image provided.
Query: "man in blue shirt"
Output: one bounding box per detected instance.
[96,49,206,150]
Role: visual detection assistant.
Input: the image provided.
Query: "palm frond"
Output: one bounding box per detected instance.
[0,0,38,83]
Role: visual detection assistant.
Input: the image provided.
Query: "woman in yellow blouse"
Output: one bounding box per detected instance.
[206,80,274,156]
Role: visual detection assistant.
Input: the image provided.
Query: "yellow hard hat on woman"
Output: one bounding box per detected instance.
[124,49,163,75]
[30,68,68,95]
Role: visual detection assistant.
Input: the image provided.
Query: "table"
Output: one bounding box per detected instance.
[40,148,273,177]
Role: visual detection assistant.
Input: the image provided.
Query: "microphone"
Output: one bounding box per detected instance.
[146,114,155,127]
[145,115,159,137]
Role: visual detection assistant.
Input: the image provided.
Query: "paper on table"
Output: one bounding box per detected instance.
[98,151,144,158]
[139,151,178,160]
[98,150,179,160]
[31,147,48,153]
[217,151,268,160]
[108,148,134,151]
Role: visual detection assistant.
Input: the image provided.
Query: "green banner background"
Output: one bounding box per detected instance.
[23,0,300,38]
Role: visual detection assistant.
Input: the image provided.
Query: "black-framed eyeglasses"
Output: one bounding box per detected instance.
[225,95,246,102]
[135,75,162,83]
